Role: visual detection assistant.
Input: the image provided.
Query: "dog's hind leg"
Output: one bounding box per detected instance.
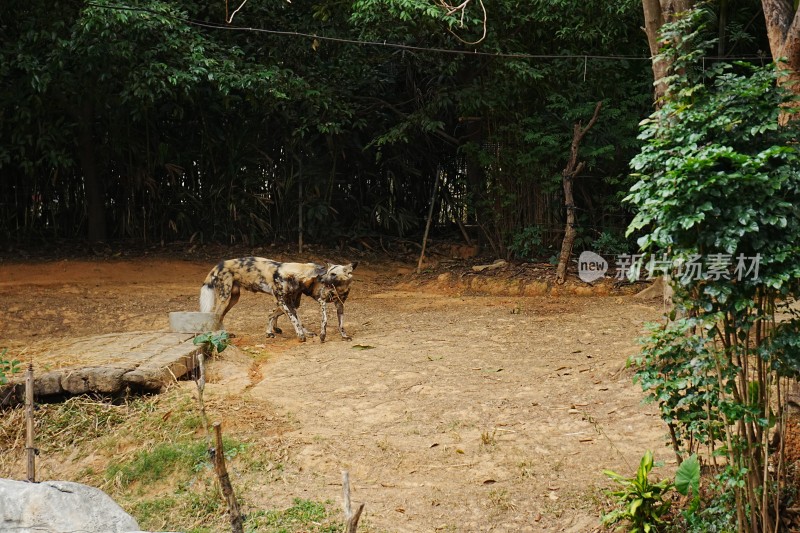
[266,306,284,337]
[219,284,240,321]
[335,300,351,340]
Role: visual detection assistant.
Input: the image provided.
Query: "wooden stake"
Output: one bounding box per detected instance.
[25,363,35,483]
[342,470,365,533]
[212,422,243,533]
[195,349,210,439]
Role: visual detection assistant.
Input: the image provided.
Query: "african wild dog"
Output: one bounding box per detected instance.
[199,257,356,342]
[267,262,357,342]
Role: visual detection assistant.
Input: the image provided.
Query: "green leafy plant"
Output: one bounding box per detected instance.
[0,348,21,385]
[508,225,545,260]
[674,454,701,509]
[193,331,230,354]
[592,231,632,256]
[602,450,673,532]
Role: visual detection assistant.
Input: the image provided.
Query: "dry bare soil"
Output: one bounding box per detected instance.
[0,249,672,532]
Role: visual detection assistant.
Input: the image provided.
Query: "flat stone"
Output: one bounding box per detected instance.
[1,331,200,405]
[61,366,129,394]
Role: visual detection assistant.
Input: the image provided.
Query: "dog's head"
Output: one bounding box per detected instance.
[321,262,358,287]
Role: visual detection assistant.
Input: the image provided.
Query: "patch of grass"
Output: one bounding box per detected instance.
[106,437,245,488]
[106,441,209,487]
[36,396,130,451]
[132,495,179,526]
[131,483,226,533]
[480,428,497,448]
[246,498,339,533]
[0,390,202,464]
[181,485,225,531]
[1,385,285,533]
[487,488,516,511]
[518,459,536,480]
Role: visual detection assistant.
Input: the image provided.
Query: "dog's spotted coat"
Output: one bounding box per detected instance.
[199,257,357,342]
[267,262,357,342]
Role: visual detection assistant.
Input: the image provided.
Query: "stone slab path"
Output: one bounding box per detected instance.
[1,331,201,405]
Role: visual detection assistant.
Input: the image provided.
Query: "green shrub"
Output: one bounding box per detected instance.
[625,10,800,530]
[602,451,673,532]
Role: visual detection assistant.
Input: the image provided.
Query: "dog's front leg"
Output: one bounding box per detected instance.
[335,300,351,340]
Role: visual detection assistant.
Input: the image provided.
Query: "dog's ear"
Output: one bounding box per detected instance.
[350,261,358,270]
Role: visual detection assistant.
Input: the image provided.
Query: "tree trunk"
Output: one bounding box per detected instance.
[77,99,107,243]
[555,102,602,284]
[762,0,800,121]
[641,0,695,103]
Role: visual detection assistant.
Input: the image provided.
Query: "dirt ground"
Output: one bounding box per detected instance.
[0,248,672,532]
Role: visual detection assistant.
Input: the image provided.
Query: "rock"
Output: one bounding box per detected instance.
[169,311,220,333]
[0,478,139,532]
[61,366,128,394]
[471,259,508,272]
[34,371,64,395]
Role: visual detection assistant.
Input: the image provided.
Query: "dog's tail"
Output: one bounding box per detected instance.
[199,284,215,313]
[199,263,222,313]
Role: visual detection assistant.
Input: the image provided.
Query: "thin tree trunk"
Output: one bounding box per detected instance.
[77,99,107,243]
[718,0,728,56]
[417,171,441,273]
[555,102,602,284]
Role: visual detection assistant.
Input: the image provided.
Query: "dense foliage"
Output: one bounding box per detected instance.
[1,0,655,252]
[627,12,800,531]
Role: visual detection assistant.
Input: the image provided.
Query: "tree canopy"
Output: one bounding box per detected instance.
[0,0,771,256]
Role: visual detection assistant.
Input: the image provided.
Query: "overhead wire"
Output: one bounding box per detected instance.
[85,2,768,64]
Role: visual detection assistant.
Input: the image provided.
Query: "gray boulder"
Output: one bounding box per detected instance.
[0,478,158,533]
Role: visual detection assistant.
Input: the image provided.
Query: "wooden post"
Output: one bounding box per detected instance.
[25,364,35,482]
[555,101,602,284]
[211,422,243,533]
[342,470,364,533]
[195,349,210,439]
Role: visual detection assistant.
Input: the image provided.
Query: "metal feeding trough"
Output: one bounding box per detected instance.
[169,311,221,333]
